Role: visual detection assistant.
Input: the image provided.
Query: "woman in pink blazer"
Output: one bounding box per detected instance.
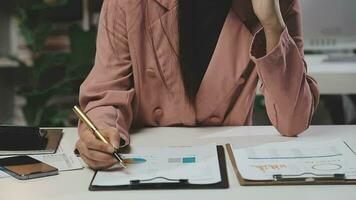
[76,0,319,169]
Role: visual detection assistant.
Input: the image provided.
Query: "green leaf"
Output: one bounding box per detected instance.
[32,52,70,81]
[20,25,34,49]
[67,24,96,72]
[12,0,96,127]
[33,22,53,51]
[31,0,70,11]
[22,104,40,126]
[39,106,69,126]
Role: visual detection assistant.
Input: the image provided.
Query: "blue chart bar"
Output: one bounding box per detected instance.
[182,157,196,163]
[168,156,197,164]
[124,158,147,164]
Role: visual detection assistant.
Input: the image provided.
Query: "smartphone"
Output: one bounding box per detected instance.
[0,156,58,180]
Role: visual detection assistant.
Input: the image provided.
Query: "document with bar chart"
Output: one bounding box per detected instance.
[91,144,222,187]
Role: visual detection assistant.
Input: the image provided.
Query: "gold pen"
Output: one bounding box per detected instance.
[72,105,126,168]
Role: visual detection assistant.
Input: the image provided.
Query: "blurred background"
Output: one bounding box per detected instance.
[0,0,102,126]
[0,0,355,127]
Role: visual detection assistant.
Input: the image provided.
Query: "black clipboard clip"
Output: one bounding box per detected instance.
[130,176,189,185]
[273,173,346,182]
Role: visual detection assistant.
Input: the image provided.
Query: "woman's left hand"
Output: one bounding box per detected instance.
[251,0,285,30]
[251,0,286,52]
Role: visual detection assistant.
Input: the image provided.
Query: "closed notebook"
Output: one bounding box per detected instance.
[0,126,63,155]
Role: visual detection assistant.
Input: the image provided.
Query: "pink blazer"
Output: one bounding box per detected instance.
[79,0,319,145]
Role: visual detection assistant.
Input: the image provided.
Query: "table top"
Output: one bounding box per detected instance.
[1,125,356,200]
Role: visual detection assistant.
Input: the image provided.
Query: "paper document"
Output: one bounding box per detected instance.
[92,144,221,186]
[0,136,83,178]
[232,140,356,180]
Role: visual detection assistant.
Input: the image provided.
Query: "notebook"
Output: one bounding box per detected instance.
[0,126,63,155]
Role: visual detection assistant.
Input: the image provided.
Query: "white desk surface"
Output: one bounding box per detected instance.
[1,125,356,200]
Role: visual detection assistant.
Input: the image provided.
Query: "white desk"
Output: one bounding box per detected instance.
[1,125,356,200]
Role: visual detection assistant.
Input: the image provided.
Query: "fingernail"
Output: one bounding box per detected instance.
[107,146,115,153]
[112,142,119,150]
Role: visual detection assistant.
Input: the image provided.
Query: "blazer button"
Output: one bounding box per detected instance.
[210,116,220,124]
[154,108,163,122]
[146,68,156,78]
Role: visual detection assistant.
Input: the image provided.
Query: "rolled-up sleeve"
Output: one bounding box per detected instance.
[250,0,319,136]
[78,0,133,146]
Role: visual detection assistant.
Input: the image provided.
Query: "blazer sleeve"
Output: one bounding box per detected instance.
[78,0,134,146]
[250,0,320,136]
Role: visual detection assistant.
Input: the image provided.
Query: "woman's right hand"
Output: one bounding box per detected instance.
[76,127,121,169]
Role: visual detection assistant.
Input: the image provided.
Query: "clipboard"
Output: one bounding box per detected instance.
[226,144,356,186]
[89,145,228,190]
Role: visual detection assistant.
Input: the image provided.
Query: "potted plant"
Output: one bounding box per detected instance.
[10,0,97,126]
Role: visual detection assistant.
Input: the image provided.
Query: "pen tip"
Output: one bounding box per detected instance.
[121,162,127,168]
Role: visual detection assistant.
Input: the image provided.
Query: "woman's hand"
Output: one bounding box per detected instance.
[76,127,121,169]
[251,0,285,29]
[251,0,286,52]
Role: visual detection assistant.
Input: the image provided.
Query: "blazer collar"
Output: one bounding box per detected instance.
[231,0,256,21]
[154,0,178,10]
[153,0,259,33]
[155,0,253,19]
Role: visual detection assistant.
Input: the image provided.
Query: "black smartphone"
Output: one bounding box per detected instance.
[0,156,58,180]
